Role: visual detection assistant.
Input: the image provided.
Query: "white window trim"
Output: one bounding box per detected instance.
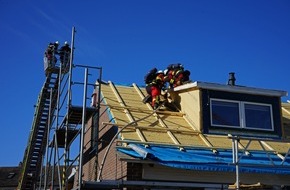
[210,98,274,131]
[242,101,274,131]
[210,99,241,129]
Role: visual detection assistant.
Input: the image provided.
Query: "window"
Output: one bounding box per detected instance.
[211,100,240,128]
[244,103,273,130]
[210,99,274,131]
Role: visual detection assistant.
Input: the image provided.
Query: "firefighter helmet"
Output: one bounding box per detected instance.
[157,70,164,75]
[164,69,168,75]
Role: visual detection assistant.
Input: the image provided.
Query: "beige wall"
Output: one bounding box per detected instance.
[170,89,202,131]
[142,164,290,186]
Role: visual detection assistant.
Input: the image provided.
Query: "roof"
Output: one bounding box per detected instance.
[100,81,290,174]
[0,166,20,187]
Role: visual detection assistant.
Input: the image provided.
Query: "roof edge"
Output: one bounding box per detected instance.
[173,81,288,97]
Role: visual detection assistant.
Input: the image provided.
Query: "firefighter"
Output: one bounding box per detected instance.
[164,68,174,88]
[145,70,165,110]
[164,63,190,88]
[44,41,58,76]
[173,69,191,87]
[59,41,71,73]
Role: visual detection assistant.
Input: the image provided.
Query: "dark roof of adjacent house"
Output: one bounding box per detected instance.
[99,81,290,175]
[0,165,77,188]
[0,166,20,187]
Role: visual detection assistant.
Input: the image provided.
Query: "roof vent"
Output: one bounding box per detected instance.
[227,72,236,86]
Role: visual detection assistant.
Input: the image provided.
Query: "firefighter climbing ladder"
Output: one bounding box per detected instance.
[18,27,102,190]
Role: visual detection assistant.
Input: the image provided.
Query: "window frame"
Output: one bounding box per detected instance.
[210,98,274,131]
[242,101,274,131]
[210,99,242,129]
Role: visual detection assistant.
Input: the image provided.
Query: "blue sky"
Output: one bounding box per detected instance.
[0,1,289,166]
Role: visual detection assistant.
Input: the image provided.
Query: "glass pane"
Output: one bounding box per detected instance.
[244,104,273,130]
[211,100,240,127]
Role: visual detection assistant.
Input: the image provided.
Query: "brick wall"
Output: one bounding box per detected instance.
[80,90,145,189]
[82,99,128,182]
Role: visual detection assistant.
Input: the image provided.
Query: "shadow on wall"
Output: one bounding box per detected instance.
[167,91,181,111]
[99,126,118,152]
[282,116,290,138]
[83,125,118,165]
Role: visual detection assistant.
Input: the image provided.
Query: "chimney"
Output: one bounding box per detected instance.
[228,72,236,86]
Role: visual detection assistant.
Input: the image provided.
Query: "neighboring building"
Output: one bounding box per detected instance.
[72,80,290,190]
[0,165,72,190]
[0,166,20,190]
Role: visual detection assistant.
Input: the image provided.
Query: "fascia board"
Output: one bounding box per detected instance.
[173,81,288,97]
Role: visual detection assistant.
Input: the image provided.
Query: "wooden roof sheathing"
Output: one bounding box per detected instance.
[266,141,290,153]
[205,135,233,149]
[173,133,206,147]
[100,82,290,154]
[100,83,195,145]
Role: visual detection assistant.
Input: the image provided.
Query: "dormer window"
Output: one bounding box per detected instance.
[173,81,287,138]
[210,98,274,131]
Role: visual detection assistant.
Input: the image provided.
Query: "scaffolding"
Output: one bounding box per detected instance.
[18,27,102,190]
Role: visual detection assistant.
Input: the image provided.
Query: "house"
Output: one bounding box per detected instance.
[0,166,20,190]
[72,79,290,190]
[0,165,75,190]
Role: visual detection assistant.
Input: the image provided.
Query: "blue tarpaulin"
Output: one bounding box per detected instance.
[117,144,290,175]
